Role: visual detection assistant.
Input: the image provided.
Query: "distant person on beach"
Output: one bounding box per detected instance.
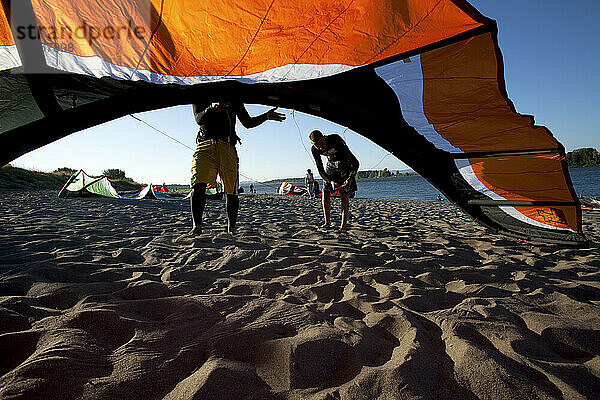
[249,183,255,194]
[309,129,359,231]
[190,101,285,235]
[305,169,315,197]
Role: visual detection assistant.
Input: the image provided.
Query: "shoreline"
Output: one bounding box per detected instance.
[258,174,420,185]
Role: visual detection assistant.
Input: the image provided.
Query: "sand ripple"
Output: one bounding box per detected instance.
[1,191,599,399]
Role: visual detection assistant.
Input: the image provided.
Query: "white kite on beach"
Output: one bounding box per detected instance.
[58,169,189,200]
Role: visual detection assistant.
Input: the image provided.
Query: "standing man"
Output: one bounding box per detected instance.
[190,101,285,235]
[305,168,315,197]
[309,130,359,231]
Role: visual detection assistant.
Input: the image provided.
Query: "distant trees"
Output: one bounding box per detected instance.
[358,168,392,178]
[566,148,600,168]
[356,168,416,179]
[102,168,127,180]
[53,167,76,175]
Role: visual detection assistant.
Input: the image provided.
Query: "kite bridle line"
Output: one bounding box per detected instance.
[128,114,280,191]
[367,152,393,171]
[129,114,192,151]
[291,110,316,165]
[292,110,393,173]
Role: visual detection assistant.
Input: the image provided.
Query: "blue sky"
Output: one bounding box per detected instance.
[12,0,600,185]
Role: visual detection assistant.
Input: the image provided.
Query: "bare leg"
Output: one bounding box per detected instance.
[339,193,349,231]
[190,183,206,234]
[321,190,331,228]
[226,193,239,234]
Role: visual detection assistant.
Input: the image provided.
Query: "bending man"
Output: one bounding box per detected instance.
[190,101,285,235]
[309,130,359,231]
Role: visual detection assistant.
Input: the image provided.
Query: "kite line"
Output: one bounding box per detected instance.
[128,114,280,190]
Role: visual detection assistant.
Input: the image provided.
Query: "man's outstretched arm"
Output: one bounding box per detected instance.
[237,104,286,129]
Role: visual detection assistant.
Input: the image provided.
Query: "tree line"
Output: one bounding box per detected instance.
[54,167,139,182]
[566,148,600,168]
[356,168,416,179]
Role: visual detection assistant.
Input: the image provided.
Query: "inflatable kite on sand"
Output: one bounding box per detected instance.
[57,169,185,200]
[0,0,588,245]
[57,169,222,200]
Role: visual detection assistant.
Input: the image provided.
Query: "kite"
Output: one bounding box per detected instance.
[0,0,588,245]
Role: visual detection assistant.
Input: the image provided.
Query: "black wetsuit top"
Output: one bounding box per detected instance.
[311,134,359,184]
[193,101,268,145]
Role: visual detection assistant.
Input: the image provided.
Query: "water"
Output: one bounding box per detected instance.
[242,166,600,201]
[352,176,442,200]
[568,166,600,198]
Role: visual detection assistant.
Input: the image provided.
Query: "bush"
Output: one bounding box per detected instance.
[53,167,77,175]
[102,168,127,180]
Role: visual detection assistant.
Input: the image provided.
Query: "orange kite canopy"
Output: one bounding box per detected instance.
[0,0,588,246]
[19,0,484,81]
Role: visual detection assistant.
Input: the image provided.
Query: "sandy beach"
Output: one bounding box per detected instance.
[1,190,599,399]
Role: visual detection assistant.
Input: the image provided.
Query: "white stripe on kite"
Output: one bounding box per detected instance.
[454,159,574,232]
[41,45,356,84]
[376,57,573,233]
[0,45,21,71]
[374,56,461,154]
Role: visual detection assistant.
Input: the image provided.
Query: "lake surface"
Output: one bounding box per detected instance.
[243,166,600,201]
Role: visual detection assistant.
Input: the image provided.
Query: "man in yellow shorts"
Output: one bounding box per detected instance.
[190,100,285,235]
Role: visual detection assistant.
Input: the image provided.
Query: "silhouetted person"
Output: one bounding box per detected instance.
[309,130,359,231]
[190,101,285,235]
